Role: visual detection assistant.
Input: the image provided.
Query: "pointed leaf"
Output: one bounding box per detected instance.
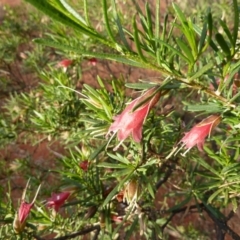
[198,17,208,53]
[233,0,239,47]
[145,2,153,39]
[183,102,223,113]
[176,38,194,63]
[208,188,223,204]
[111,0,130,50]
[192,157,222,178]
[103,0,115,42]
[215,33,231,57]
[156,39,191,63]
[133,15,147,62]
[25,0,98,38]
[59,0,86,25]
[219,19,233,46]
[188,61,214,81]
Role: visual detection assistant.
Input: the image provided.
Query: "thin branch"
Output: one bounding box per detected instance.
[33,224,101,240]
[155,165,173,189]
[204,207,240,240]
[161,203,205,231]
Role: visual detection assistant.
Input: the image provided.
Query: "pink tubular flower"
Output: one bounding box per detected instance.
[79,160,89,172]
[46,192,71,212]
[13,180,41,233]
[107,87,161,150]
[180,115,221,153]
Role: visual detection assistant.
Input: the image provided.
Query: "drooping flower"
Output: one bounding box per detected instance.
[107,87,161,150]
[180,115,221,154]
[13,180,41,233]
[46,192,71,212]
[79,160,89,172]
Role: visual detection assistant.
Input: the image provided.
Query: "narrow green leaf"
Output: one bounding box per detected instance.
[208,188,223,204]
[206,12,219,52]
[125,82,158,90]
[146,180,155,199]
[207,11,213,39]
[138,14,150,39]
[111,168,134,178]
[98,162,128,169]
[176,38,194,63]
[83,0,91,26]
[219,19,233,46]
[221,163,240,175]
[107,153,131,165]
[215,33,231,57]
[156,39,191,63]
[231,197,238,212]
[172,3,188,27]
[167,17,176,42]
[155,0,160,48]
[89,143,107,160]
[25,0,98,39]
[198,18,208,53]
[186,19,198,57]
[103,0,115,42]
[59,0,86,25]
[183,102,223,113]
[230,88,240,103]
[159,14,168,55]
[131,0,143,14]
[233,0,239,47]
[188,61,214,81]
[33,110,45,121]
[145,2,153,39]
[83,84,102,100]
[167,195,191,212]
[172,3,197,56]
[133,15,147,62]
[196,171,219,180]
[192,157,222,178]
[111,0,130,50]
[162,14,168,41]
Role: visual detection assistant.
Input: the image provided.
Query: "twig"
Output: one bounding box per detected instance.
[33,224,101,240]
[161,203,205,231]
[155,164,173,189]
[204,207,240,240]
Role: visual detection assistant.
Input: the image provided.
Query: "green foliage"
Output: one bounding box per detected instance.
[0,0,240,239]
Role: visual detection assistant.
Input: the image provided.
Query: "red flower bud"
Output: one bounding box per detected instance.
[46,192,71,212]
[88,58,97,66]
[79,160,89,172]
[13,180,41,233]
